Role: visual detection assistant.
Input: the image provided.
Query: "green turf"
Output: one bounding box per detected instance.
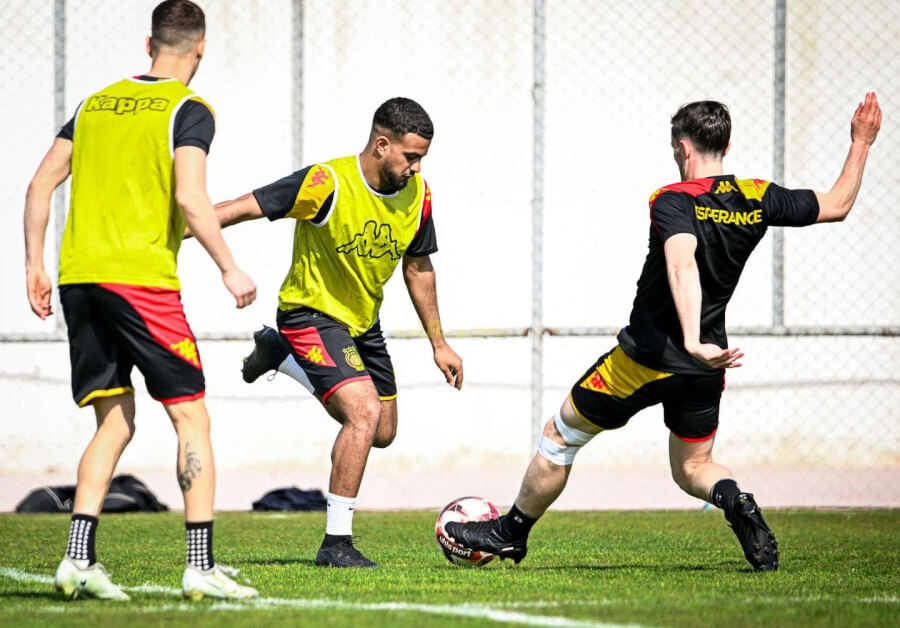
[0,509,896,627]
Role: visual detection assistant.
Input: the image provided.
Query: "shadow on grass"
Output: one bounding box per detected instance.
[520,560,740,572]
[0,591,60,601]
[242,558,316,567]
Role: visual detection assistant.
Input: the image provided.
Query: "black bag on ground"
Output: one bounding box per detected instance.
[15,474,168,513]
[252,487,326,512]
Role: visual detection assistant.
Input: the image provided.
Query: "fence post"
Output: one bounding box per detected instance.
[772,0,787,330]
[531,0,546,450]
[53,0,66,334]
[292,0,304,170]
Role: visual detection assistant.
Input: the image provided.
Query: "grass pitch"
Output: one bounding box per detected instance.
[0,509,896,627]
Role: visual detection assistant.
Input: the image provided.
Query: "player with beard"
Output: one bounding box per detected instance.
[199,97,463,567]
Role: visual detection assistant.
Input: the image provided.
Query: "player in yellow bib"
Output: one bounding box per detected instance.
[207,98,463,567]
[24,0,257,601]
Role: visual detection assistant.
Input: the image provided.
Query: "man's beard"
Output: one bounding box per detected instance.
[381,168,409,193]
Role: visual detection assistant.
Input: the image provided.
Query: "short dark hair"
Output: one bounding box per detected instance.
[151,0,205,56]
[671,101,731,156]
[372,97,434,140]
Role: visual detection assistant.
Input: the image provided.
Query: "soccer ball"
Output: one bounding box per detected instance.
[435,496,501,567]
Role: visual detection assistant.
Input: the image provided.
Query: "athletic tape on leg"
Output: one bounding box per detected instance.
[537,435,580,466]
[553,412,595,446]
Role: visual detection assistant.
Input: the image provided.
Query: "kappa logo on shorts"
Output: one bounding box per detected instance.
[580,371,609,394]
[306,346,327,365]
[170,337,200,367]
[343,346,365,372]
[336,221,400,260]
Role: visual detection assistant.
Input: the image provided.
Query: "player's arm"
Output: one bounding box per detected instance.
[186,166,333,239]
[184,192,264,238]
[403,254,463,390]
[814,92,882,223]
[174,145,257,308]
[24,138,72,320]
[664,234,743,369]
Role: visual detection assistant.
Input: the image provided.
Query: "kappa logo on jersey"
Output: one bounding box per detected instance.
[85,95,169,115]
[170,337,200,367]
[580,371,609,393]
[306,346,326,365]
[306,166,330,188]
[343,346,365,372]
[336,221,400,260]
[714,180,738,194]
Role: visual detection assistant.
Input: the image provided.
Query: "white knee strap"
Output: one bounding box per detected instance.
[537,413,596,466]
[537,435,580,466]
[554,412,595,446]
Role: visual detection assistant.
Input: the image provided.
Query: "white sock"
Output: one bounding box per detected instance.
[325,492,356,536]
[277,355,314,393]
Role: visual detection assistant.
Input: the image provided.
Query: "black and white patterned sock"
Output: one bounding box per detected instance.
[185,521,215,571]
[66,514,98,566]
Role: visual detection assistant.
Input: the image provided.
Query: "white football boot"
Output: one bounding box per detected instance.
[54,557,130,600]
[182,564,258,601]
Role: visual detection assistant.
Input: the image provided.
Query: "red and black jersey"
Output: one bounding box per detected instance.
[617,175,819,374]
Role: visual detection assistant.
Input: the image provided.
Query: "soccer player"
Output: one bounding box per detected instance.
[203,97,463,567]
[446,93,882,571]
[24,0,258,600]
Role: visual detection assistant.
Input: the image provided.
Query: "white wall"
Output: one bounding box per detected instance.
[0,1,897,505]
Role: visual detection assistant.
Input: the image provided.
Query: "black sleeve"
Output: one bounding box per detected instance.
[650,192,695,240]
[252,169,307,221]
[763,183,820,226]
[173,99,215,153]
[57,110,78,141]
[406,212,438,257]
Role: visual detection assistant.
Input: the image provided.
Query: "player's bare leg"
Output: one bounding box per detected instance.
[165,399,215,521]
[373,398,397,449]
[56,394,135,600]
[165,399,258,598]
[668,433,731,501]
[515,398,599,516]
[320,391,395,449]
[669,435,778,571]
[314,379,381,567]
[446,397,601,564]
[72,394,137,516]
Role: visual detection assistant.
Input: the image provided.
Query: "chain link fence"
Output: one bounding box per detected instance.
[0,0,896,509]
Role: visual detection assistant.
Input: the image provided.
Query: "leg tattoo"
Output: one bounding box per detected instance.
[177,442,202,492]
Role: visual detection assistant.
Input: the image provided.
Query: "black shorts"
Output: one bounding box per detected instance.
[60,283,205,407]
[276,307,396,404]
[569,345,724,441]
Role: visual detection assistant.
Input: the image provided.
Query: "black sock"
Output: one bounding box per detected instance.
[322,533,351,548]
[186,521,215,571]
[710,479,741,511]
[66,514,98,566]
[500,503,538,539]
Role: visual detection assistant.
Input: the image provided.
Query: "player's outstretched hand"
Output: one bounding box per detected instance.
[222,267,257,309]
[26,267,53,320]
[851,92,881,146]
[685,342,743,369]
[434,344,463,390]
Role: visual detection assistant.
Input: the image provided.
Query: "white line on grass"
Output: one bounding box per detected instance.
[0,567,643,628]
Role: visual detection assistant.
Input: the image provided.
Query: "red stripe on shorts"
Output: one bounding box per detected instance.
[321,375,372,405]
[100,283,202,369]
[153,391,206,405]
[672,428,718,443]
[281,326,338,367]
